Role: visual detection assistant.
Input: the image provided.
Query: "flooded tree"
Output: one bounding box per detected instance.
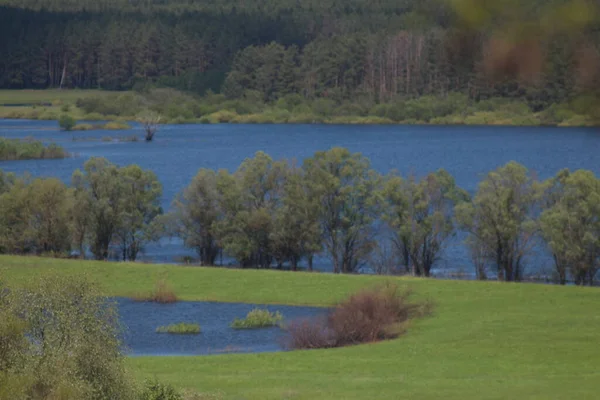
[139,111,162,141]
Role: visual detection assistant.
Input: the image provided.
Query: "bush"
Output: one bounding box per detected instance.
[73,123,94,131]
[286,284,428,350]
[58,113,76,131]
[156,323,201,334]
[231,308,284,329]
[0,138,69,161]
[132,279,178,304]
[139,379,183,400]
[0,275,137,400]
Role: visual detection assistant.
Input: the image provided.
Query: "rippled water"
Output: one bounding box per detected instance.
[116,298,327,356]
[1,119,599,274]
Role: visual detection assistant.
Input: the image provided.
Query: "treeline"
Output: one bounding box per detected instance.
[1,149,599,285]
[1,1,598,115]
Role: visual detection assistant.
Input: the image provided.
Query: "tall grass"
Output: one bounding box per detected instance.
[156,323,201,334]
[0,138,69,161]
[230,309,284,329]
[132,278,178,304]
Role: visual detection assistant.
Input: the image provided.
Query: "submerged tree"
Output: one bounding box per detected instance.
[139,111,161,142]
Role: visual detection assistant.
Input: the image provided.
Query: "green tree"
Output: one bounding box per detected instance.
[270,166,321,271]
[114,165,163,261]
[540,169,600,285]
[72,158,123,260]
[171,169,222,265]
[303,148,382,273]
[455,161,539,281]
[383,170,468,277]
[58,114,76,131]
[215,152,288,268]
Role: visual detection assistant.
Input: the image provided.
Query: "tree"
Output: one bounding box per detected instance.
[171,169,222,265]
[0,275,136,400]
[138,110,161,141]
[270,166,321,271]
[72,158,123,260]
[303,148,381,274]
[383,169,468,277]
[540,169,600,285]
[455,161,539,281]
[114,165,163,261]
[58,114,76,131]
[215,152,288,268]
[72,158,162,261]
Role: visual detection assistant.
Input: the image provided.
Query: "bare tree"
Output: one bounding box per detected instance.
[139,111,161,141]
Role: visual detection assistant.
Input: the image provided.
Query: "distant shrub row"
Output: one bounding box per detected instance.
[0,137,69,161]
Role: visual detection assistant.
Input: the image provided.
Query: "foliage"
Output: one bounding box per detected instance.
[72,158,163,261]
[171,169,222,265]
[230,309,284,329]
[0,138,69,161]
[383,170,469,276]
[58,113,76,131]
[455,162,540,281]
[156,323,201,335]
[540,169,600,285]
[0,275,136,400]
[303,148,382,273]
[139,379,183,400]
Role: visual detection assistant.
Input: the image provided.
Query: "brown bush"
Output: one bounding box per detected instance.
[132,279,178,304]
[284,317,335,350]
[286,284,429,350]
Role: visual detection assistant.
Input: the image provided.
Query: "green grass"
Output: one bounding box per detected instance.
[230,309,284,329]
[0,255,599,399]
[156,323,201,335]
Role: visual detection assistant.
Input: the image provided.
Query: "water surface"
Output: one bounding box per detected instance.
[1,120,599,273]
[117,298,327,356]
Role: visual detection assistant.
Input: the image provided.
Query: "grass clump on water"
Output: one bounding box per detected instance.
[231,308,284,329]
[156,323,201,335]
[0,138,69,161]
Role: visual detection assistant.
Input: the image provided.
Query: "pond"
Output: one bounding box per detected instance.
[1,119,599,275]
[117,298,328,356]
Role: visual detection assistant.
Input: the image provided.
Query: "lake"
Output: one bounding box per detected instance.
[116,298,327,356]
[1,119,599,274]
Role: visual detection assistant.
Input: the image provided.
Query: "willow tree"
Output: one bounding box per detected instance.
[303,148,382,274]
[455,161,539,282]
[540,169,600,285]
[383,169,468,277]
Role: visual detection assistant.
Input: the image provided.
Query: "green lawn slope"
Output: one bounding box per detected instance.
[1,255,599,399]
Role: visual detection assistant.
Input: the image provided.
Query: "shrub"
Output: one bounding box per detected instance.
[58,114,76,131]
[132,279,178,304]
[0,138,69,161]
[0,275,137,400]
[286,284,429,350]
[156,323,201,334]
[231,308,284,329]
[139,379,183,400]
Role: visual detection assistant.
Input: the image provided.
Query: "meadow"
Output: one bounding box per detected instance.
[1,255,598,399]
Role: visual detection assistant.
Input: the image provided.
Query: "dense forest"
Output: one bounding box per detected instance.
[1,0,598,113]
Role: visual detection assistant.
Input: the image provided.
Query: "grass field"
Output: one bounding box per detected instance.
[0,255,599,399]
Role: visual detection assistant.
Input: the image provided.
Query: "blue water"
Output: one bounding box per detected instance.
[1,119,599,273]
[116,298,327,356]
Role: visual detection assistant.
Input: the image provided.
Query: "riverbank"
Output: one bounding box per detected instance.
[0,255,598,399]
[0,89,597,127]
